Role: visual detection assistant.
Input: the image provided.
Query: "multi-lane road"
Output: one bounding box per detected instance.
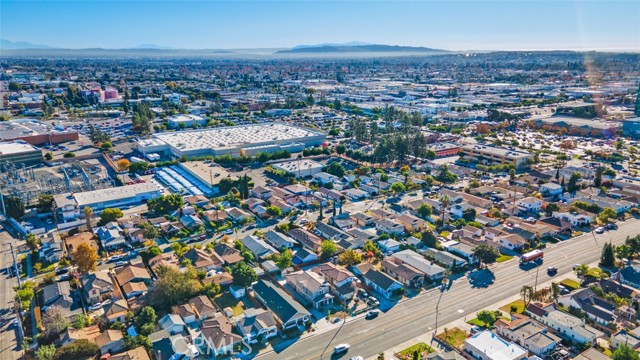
[257,218,639,360]
[0,229,22,360]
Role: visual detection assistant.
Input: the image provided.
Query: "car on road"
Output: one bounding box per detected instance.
[547,266,558,275]
[365,310,379,319]
[115,261,129,267]
[223,229,234,235]
[89,303,103,311]
[56,274,69,282]
[605,223,618,230]
[334,344,350,353]
[55,268,69,275]
[350,357,364,360]
[13,319,19,327]
[595,227,605,234]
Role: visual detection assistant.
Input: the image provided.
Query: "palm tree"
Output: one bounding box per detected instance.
[84,207,93,233]
[520,285,534,307]
[439,194,451,224]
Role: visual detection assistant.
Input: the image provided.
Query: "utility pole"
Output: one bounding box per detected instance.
[10,243,21,289]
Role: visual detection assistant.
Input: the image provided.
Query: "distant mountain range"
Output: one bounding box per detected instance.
[291,41,372,50]
[0,39,52,49]
[277,44,449,54]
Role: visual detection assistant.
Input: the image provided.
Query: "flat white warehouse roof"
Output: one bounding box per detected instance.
[73,181,162,207]
[0,141,40,155]
[139,123,324,153]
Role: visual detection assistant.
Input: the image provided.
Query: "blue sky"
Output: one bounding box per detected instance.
[1,0,639,50]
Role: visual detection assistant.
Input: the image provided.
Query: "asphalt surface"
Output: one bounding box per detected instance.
[0,229,22,360]
[256,218,639,360]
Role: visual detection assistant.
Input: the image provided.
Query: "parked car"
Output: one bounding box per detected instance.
[55,268,69,275]
[605,223,618,230]
[547,266,558,275]
[89,303,103,311]
[595,227,605,234]
[350,357,364,360]
[365,310,379,319]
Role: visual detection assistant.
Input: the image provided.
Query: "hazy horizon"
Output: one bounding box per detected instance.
[2,0,640,51]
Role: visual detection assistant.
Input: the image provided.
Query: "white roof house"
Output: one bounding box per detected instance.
[464,331,528,360]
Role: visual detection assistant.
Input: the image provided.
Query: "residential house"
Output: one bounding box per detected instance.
[346,228,378,242]
[251,186,273,200]
[183,247,224,271]
[313,172,339,185]
[495,315,561,357]
[495,233,527,251]
[103,299,130,323]
[96,222,127,250]
[263,230,297,250]
[159,314,186,335]
[446,241,478,263]
[424,248,468,269]
[184,194,209,208]
[375,219,405,235]
[177,303,197,325]
[240,235,279,260]
[227,207,253,223]
[188,295,217,321]
[573,348,612,360]
[197,314,243,356]
[39,232,64,263]
[382,259,425,288]
[288,228,323,252]
[378,238,401,253]
[148,253,180,276]
[64,232,98,255]
[315,221,350,241]
[343,188,368,201]
[610,328,640,350]
[312,263,357,301]
[464,330,527,360]
[351,212,375,227]
[114,264,152,299]
[517,197,543,213]
[391,249,446,281]
[42,282,81,320]
[95,329,124,355]
[396,213,428,232]
[236,308,278,344]
[203,210,230,225]
[109,346,151,360]
[180,214,204,229]
[213,243,244,266]
[292,248,318,265]
[540,183,563,197]
[251,280,311,330]
[286,270,334,308]
[361,268,403,299]
[526,303,603,344]
[557,288,617,326]
[81,271,115,305]
[619,264,640,289]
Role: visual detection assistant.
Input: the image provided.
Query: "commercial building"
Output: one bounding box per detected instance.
[272,159,324,177]
[425,142,461,158]
[53,182,163,221]
[0,140,43,165]
[0,119,79,145]
[136,123,325,159]
[461,144,533,169]
[167,114,207,129]
[464,331,528,360]
[531,117,619,138]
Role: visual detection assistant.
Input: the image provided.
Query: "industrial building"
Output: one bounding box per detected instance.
[53,181,163,221]
[272,159,325,177]
[0,140,43,166]
[461,144,533,169]
[622,117,640,139]
[135,123,326,159]
[167,114,207,129]
[0,119,79,145]
[531,117,619,138]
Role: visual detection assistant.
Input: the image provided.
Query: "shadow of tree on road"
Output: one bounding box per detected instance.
[468,268,495,288]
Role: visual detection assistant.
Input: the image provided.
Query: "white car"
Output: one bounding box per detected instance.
[89,303,103,311]
[595,227,605,234]
[334,344,350,353]
[350,357,364,360]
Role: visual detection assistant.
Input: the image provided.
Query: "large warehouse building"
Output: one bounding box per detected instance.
[0,140,43,165]
[136,123,326,159]
[0,119,79,145]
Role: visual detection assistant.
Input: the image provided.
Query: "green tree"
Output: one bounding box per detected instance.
[477,310,498,327]
[44,152,53,160]
[54,339,98,360]
[134,306,157,335]
[150,266,203,308]
[231,261,257,287]
[25,233,40,251]
[416,203,433,219]
[72,243,99,274]
[41,306,71,344]
[266,206,282,218]
[574,264,589,279]
[600,242,616,267]
[336,144,346,155]
[520,285,535,307]
[324,162,346,178]
[421,230,438,249]
[473,244,500,264]
[147,194,184,215]
[612,344,639,360]
[98,208,123,226]
[274,249,292,270]
[567,172,581,193]
[35,344,57,360]
[37,194,54,212]
[439,194,451,223]
[338,248,363,266]
[390,182,406,195]
[544,203,560,217]
[4,196,25,220]
[320,240,338,259]
[598,207,617,223]
[84,207,93,233]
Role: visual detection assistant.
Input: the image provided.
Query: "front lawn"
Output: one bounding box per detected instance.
[495,254,513,263]
[467,318,486,327]
[435,327,468,349]
[214,292,245,316]
[559,279,581,291]
[500,300,525,314]
[396,342,435,360]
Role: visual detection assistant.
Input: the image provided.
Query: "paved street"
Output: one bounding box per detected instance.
[256,218,640,360]
[0,229,22,360]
